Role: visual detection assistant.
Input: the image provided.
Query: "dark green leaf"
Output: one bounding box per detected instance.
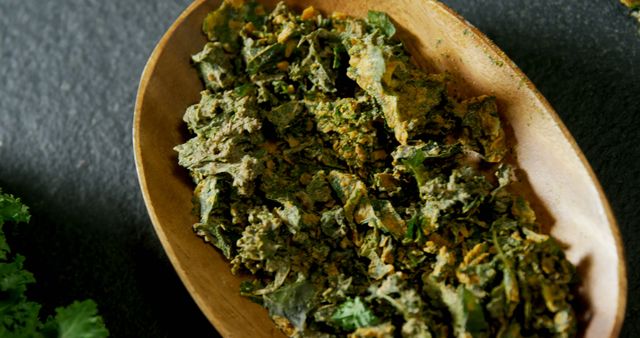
[1,198,27,258]
[0,189,30,226]
[45,300,109,338]
[0,190,108,338]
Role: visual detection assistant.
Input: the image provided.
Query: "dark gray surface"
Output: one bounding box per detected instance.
[0,0,637,337]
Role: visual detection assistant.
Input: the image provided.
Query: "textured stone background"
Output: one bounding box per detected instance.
[0,0,637,337]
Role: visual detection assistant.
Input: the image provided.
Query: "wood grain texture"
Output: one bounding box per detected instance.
[133,0,626,337]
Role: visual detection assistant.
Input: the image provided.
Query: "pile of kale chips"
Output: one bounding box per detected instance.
[175,1,578,337]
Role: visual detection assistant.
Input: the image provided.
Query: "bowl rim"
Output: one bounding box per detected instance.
[133,0,627,336]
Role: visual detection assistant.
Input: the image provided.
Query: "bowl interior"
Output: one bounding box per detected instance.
[134,0,626,337]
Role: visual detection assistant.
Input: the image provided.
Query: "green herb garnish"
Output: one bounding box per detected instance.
[0,189,109,338]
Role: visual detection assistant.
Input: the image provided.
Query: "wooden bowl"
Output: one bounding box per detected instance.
[133,0,627,337]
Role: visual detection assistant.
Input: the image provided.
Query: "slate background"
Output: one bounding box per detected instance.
[0,0,638,337]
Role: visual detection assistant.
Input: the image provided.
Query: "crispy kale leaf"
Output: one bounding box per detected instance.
[192,42,241,91]
[440,285,489,338]
[263,280,316,331]
[454,96,506,162]
[367,11,396,38]
[330,297,378,331]
[202,0,266,52]
[312,95,381,168]
[345,32,446,144]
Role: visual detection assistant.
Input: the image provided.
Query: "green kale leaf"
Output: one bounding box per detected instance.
[43,300,109,338]
[392,141,461,192]
[331,297,378,331]
[345,33,446,144]
[263,280,316,330]
[202,0,266,52]
[440,285,489,338]
[367,11,396,38]
[243,42,286,75]
[0,189,109,338]
[0,190,30,259]
[192,42,240,92]
[455,96,506,162]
